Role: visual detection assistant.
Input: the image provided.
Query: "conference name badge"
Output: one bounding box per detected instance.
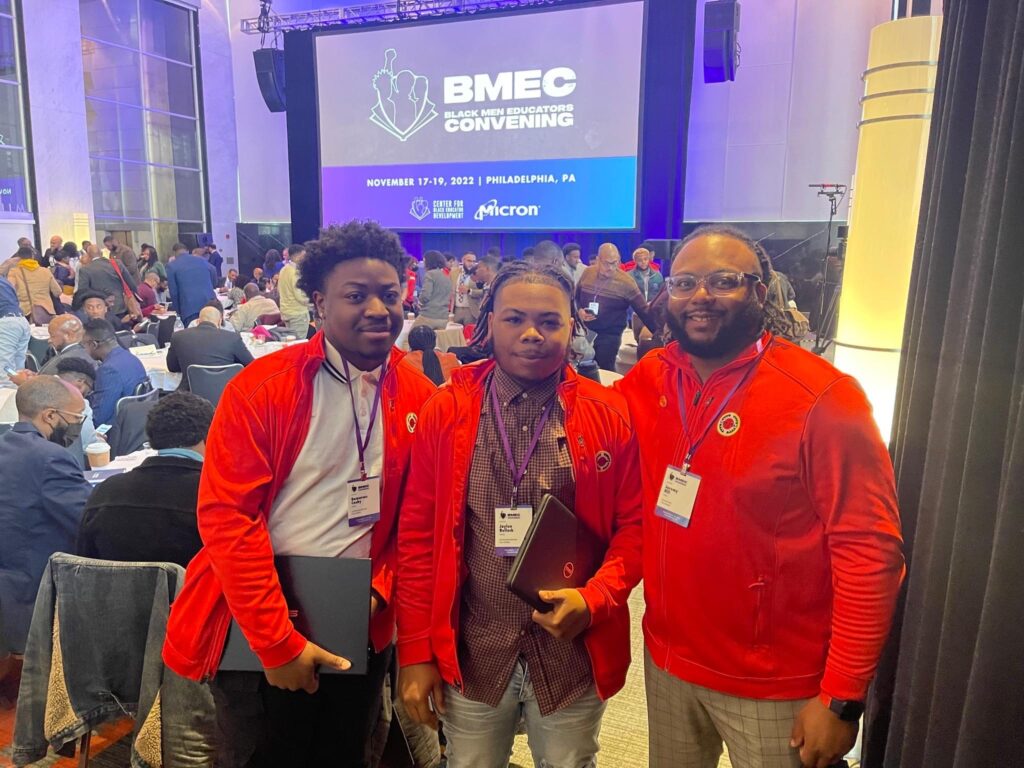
[654,466,701,528]
[587,301,600,316]
[494,505,533,557]
[347,476,381,526]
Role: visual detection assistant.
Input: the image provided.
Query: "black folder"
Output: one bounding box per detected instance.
[219,555,371,675]
[506,494,600,613]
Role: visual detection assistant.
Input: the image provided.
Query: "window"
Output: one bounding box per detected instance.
[80,0,206,256]
[0,0,33,218]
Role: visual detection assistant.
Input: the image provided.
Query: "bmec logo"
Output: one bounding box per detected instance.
[474,199,540,221]
[370,49,438,142]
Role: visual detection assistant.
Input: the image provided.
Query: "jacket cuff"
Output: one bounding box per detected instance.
[255,627,308,670]
[819,667,870,702]
[578,581,611,627]
[371,567,394,607]
[396,637,433,668]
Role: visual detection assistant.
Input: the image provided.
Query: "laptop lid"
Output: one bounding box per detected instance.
[505,494,601,613]
[219,555,371,675]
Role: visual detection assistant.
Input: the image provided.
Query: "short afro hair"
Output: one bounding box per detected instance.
[55,356,96,383]
[297,221,406,298]
[145,392,215,450]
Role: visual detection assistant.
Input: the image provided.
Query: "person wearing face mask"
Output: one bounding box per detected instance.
[0,376,91,654]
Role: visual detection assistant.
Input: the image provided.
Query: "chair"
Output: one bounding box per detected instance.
[108,394,160,458]
[187,364,243,407]
[115,387,159,418]
[256,312,282,327]
[133,379,153,397]
[115,330,134,350]
[24,351,39,372]
[155,315,178,349]
[11,554,214,767]
[27,335,50,366]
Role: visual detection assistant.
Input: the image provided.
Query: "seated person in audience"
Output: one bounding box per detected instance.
[405,325,459,385]
[217,268,240,292]
[0,376,91,654]
[137,271,167,318]
[74,289,121,326]
[187,300,228,328]
[55,356,98,466]
[7,315,94,385]
[77,393,215,567]
[229,283,280,331]
[168,306,254,392]
[82,318,149,426]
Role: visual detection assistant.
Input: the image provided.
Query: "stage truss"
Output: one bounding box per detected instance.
[240,0,563,34]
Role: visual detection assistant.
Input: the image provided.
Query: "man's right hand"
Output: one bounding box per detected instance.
[263,641,350,694]
[399,662,445,729]
[8,369,35,386]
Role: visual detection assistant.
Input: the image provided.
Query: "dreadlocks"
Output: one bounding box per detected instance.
[677,224,791,338]
[468,261,583,352]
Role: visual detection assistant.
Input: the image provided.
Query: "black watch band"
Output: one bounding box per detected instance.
[828,697,865,722]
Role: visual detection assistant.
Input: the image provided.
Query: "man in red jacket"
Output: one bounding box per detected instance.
[618,225,904,768]
[397,262,643,767]
[161,222,436,766]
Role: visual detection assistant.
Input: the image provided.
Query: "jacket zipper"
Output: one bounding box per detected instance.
[750,577,767,648]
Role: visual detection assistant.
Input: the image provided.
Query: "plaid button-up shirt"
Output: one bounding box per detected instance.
[458,367,593,715]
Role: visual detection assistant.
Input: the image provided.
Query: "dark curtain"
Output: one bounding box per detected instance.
[862,1,1024,766]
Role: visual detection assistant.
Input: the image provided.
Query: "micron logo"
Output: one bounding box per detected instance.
[473,199,540,221]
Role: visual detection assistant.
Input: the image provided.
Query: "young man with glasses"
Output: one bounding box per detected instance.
[575,243,658,371]
[0,376,91,655]
[617,225,904,768]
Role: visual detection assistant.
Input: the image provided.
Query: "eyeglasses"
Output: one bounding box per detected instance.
[54,409,87,425]
[665,271,761,299]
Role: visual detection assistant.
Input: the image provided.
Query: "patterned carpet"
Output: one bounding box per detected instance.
[509,587,734,768]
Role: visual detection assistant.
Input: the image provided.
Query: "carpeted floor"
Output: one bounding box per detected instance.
[509,587,733,768]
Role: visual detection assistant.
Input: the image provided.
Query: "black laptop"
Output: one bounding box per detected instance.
[506,494,601,613]
[219,555,372,675]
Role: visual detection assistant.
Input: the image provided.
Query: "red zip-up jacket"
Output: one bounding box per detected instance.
[396,361,643,700]
[617,333,904,701]
[162,332,436,680]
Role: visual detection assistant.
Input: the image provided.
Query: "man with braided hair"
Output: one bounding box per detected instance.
[619,225,904,768]
[398,261,643,767]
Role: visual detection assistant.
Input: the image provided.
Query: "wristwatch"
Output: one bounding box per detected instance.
[826,696,865,722]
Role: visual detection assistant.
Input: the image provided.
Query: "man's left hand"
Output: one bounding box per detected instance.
[790,697,858,768]
[370,593,382,618]
[531,589,590,640]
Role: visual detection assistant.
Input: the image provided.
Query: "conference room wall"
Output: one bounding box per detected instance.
[684,0,892,223]
[229,0,894,234]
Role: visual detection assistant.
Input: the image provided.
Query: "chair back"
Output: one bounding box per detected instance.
[115,387,158,418]
[27,335,50,365]
[256,312,282,327]
[133,379,153,397]
[155,316,177,348]
[24,352,38,372]
[187,364,242,407]
[115,330,133,350]
[108,393,160,458]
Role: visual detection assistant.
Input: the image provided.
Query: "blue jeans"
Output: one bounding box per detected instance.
[0,315,29,375]
[441,660,607,768]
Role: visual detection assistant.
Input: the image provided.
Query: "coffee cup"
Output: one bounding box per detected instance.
[85,442,111,469]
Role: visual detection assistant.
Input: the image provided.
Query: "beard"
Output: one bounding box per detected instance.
[667,297,765,360]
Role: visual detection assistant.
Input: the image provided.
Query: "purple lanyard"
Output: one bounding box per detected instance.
[490,381,555,508]
[342,358,386,480]
[675,340,769,472]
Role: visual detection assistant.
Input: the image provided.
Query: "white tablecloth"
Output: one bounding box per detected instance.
[133,339,289,391]
[0,386,17,423]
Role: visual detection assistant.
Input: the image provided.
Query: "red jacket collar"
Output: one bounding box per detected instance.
[664,330,773,386]
[447,358,580,407]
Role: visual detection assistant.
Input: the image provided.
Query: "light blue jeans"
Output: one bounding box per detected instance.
[0,315,29,375]
[441,660,607,768]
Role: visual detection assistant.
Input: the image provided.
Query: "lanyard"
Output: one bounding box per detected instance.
[490,380,555,508]
[676,340,769,472]
[340,357,386,480]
